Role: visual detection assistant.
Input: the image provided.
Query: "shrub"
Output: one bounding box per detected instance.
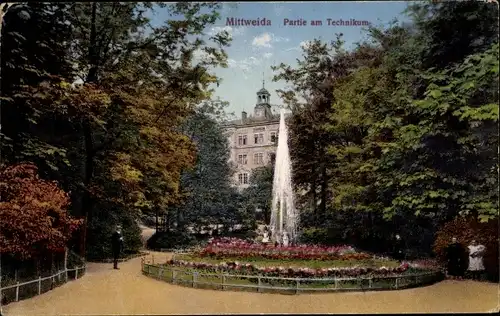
[221,228,257,240]
[86,211,142,260]
[146,230,196,250]
[121,216,142,254]
[433,217,498,281]
[67,249,85,268]
[0,164,83,260]
[299,228,331,245]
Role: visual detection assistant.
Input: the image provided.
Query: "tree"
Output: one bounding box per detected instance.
[242,165,274,223]
[0,164,83,260]
[1,2,232,257]
[272,1,498,256]
[377,43,499,222]
[173,106,240,233]
[272,36,351,220]
[407,1,499,70]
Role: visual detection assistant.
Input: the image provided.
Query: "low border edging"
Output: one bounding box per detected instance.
[1,265,86,305]
[89,251,147,263]
[158,248,195,253]
[140,261,444,294]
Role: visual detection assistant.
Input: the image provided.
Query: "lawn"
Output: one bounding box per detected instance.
[174,253,401,269]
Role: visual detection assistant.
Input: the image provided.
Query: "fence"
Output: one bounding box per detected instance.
[0,265,86,305]
[141,260,444,294]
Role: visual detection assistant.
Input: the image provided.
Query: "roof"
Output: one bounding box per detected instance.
[257,88,270,95]
[222,112,292,128]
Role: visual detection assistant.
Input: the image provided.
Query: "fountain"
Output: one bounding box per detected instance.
[269,109,299,245]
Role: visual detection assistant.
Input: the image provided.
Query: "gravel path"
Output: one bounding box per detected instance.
[3,251,498,315]
[3,226,499,314]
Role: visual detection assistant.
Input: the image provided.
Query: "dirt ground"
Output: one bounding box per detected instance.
[3,250,499,315]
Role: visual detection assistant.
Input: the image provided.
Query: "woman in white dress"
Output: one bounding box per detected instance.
[467,240,486,280]
[282,231,289,247]
[262,230,270,244]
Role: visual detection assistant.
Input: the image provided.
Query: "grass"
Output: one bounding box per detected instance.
[174,253,401,269]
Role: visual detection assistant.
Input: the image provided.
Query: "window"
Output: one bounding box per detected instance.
[238,135,247,145]
[238,173,249,184]
[254,133,264,144]
[254,153,264,165]
[237,154,247,165]
[269,153,276,165]
[270,131,277,143]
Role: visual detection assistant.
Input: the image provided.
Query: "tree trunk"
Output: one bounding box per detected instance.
[310,163,318,225]
[166,213,171,232]
[311,164,317,214]
[36,258,41,277]
[51,253,55,273]
[80,2,98,258]
[264,206,270,224]
[64,247,68,271]
[176,207,182,230]
[319,147,327,216]
[320,166,327,214]
[155,208,159,232]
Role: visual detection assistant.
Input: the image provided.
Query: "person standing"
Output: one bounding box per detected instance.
[282,231,289,247]
[393,234,405,262]
[262,228,270,244]
[111,225,124,270]
[445,237,466,280]
[467,240,486,280]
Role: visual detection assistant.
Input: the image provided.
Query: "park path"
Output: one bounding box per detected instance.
[2,228,499,315]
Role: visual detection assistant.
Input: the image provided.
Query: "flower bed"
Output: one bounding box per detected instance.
[198,237,372,261]
[142,260,444,294]
[166,258,415,278]
[143,238,443,293]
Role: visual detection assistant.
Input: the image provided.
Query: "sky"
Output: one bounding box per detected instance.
[150,2,412,117]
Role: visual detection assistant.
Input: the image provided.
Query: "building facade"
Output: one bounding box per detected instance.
[223,85,283,190]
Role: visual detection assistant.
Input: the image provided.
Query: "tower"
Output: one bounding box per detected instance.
[254,74,272,119]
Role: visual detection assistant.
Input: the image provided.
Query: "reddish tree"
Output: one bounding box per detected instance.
[433,217,499,280]
[0,163,83,260]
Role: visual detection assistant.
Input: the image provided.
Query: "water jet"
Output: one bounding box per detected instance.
[269,109,299,244]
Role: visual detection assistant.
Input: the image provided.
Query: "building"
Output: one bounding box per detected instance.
[223,83,284,190]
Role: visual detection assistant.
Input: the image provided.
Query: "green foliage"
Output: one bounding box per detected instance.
[86,211,142,260]
[273,1,498,256]
[242,165,274,222]
[299,228,331,245]
[272,35,349,217]
[321,3,499,224]
[375,43,499,221]
[1,2,232,259]
[172,108,244,232]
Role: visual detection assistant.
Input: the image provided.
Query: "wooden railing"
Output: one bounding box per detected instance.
[0,265,86,303]
[141,260,444,294]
